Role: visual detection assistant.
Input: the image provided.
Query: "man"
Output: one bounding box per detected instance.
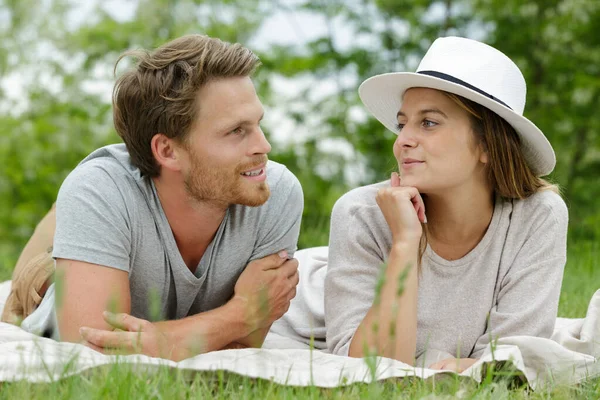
[2,34,303,361]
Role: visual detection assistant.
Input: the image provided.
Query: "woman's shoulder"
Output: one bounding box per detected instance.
[329,181,392,256]
[332,180,389,216]
[511,189,568,224]
[519,189,568,217]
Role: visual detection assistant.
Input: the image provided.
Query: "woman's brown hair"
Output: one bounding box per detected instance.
[417,92,559,264]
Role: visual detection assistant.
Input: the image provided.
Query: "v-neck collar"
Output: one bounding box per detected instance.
[149,180,230,283]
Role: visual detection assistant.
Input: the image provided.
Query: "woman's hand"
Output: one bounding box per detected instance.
[376,172,426,245]
[429,357,478,373]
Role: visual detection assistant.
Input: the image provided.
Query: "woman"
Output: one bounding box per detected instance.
[1,205,55,325]
[324,36,568,372]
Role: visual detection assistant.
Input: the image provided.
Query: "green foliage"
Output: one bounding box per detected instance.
[0,0,598,270]
[473,0,600,240]
[0,0,273,269]
[261,0,600,246]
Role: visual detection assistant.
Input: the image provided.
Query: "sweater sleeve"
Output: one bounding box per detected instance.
[470,192,568,358]
[324,187,391,356]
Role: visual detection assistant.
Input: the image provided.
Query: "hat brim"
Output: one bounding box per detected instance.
[358,72,556,176]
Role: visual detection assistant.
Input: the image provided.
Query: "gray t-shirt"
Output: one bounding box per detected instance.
[325,181,568,364]
[53,144,303,321]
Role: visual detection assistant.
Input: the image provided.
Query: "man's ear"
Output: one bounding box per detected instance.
[151,134,185,172]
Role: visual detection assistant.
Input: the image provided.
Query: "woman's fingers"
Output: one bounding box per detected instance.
[429,359,447,370]
[429,358,477,372]
[377,183,425,242]
[407,188,426,224]
[389,172,426,223]
[417,202,427,224]
[391,172,401,187]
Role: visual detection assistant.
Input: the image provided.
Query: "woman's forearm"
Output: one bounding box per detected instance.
[348,241,419,364]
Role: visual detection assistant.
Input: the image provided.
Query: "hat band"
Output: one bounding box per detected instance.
[417,70,512,110]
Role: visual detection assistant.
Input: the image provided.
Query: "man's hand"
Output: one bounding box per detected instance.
[80,311,178,360]
[429,357,478,373]
[81,251,301,357]
[233,251,299,332]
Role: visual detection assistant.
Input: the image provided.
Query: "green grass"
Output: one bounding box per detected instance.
[0,240,598,398]
[0,363,598,399]
[558,240,600,318]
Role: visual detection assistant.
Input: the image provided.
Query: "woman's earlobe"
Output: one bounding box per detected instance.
[480,151,489,164]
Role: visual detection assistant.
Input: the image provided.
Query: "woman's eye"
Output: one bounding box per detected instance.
[230,127,244,135]
[422,119,437,128]
[396,123,405,131]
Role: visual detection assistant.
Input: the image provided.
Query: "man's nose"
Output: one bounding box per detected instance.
[251,127,272,155]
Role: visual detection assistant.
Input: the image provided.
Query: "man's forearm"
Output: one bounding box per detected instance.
[220,326,270,350]
[157,297,253,360]
[234,326,271,348]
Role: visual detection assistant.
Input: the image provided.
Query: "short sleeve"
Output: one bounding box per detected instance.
[52,163,132,272]
[249,166,304,261]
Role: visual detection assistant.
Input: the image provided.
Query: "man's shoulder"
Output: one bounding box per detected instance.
[62,144,143,192]
[224,160,303,260]
[262,160,303,207]
[57,144,150,218]
[265,160,300,192]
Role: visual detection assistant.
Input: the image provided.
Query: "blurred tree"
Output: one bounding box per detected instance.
[263,0,600,244]
[0,0,272,273]
[471,0,600,239]
[259,0,491,246]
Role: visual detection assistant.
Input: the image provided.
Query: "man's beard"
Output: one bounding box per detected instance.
[184,155,270,208]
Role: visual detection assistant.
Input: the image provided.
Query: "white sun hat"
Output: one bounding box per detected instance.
[358,36,556,176]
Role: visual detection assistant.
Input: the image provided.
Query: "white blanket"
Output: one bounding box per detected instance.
[0,247,598,389]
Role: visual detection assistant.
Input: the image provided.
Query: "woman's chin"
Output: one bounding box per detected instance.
[400,179,430,194]
[399,177,420,189]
